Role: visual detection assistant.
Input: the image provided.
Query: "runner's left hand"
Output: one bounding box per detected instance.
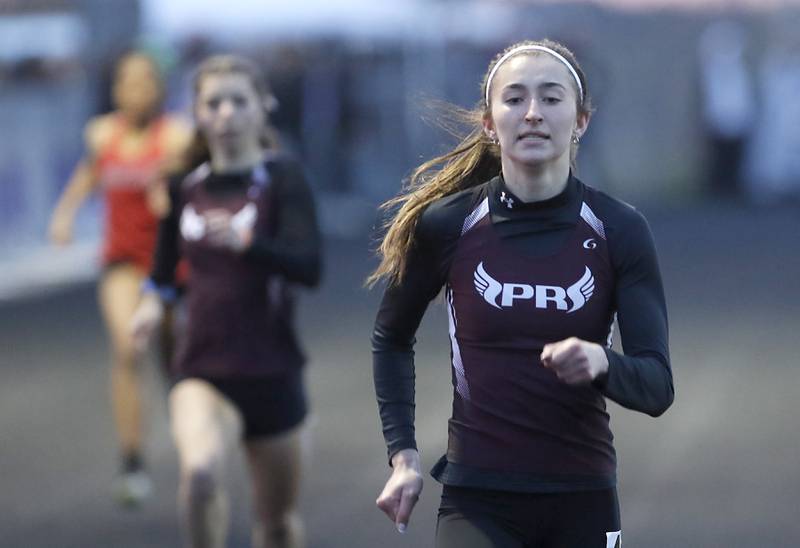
[540,337,609,384]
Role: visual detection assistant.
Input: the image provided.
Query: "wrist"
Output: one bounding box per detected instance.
[141,278,177,303]
[391,448,421,471]
[592,343,610,377]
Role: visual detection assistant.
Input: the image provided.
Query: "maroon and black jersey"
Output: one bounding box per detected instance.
[150,154,321,379]
[373,174,673,493]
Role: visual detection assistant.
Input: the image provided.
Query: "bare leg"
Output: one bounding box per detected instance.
[246,423,308,548]
[170,379,243,548]
[98,264,147,462]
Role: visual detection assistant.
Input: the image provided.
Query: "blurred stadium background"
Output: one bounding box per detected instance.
[1,1,798,546]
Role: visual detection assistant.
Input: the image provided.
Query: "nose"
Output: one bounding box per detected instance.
[524,98,543,123]
[218,99,236,120]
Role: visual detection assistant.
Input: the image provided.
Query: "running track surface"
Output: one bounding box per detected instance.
[1,202,798,547]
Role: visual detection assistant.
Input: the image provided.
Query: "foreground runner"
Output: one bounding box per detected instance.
[369,39,673,547]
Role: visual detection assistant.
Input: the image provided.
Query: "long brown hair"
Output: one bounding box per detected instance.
[182,54,280,171]
[367,38,593,288]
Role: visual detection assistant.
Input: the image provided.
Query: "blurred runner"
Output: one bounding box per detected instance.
[48,51,191,507]
[132,54,321,548]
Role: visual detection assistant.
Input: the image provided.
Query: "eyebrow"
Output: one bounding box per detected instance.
[540,82,567,92]
[501,81,567,94]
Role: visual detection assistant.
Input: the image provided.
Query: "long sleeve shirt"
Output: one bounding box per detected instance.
[373,174,673,493]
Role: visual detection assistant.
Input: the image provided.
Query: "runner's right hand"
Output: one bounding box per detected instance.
[376,448,423,534]
[130,293,164,352]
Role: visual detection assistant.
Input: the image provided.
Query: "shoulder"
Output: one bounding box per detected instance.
[583,185,658,269]
[582,184,651,235]
[264,151,305,180]
[417,182,488,241]
[160,115,193,150]
[266,150,301,169]
[175,163,210,194]
[265,152,311,193]
[84,114,117,155]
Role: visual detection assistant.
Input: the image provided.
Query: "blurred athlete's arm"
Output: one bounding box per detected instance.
[131,174,183,350]
[243,158,322,287]
[161,116,193,174]
[48,117,111,244]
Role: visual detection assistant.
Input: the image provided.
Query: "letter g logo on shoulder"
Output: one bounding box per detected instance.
[583,238,597,249]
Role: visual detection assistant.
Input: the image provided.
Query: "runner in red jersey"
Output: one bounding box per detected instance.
[97,112,169,270]
[48,51,191,506]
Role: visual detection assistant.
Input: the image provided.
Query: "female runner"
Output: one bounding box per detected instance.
[49,51,190,505]
[370,39,673,547]
[132,54,321,548]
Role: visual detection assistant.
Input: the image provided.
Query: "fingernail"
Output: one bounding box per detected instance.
[397,523,407,534]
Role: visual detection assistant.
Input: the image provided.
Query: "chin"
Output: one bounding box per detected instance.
[509,152,556,167]
[513,144,572,165]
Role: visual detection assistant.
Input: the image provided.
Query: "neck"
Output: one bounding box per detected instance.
[210,144,264,174]
[119,109,156,130]
[500,156,571,203]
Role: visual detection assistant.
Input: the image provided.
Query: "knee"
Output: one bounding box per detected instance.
[182,464,219,503]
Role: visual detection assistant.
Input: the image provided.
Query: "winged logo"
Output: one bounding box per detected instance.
[230,203,257,233]
[565,266,594,313]
[473,262,502,309]
[180,205,206,241]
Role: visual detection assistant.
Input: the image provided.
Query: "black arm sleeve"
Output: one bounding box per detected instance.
[244,160,322,288]
[371,202,461,463]
[150,176,183,288]
[596,209,674,417]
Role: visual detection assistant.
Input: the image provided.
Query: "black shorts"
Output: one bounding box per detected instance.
[436,484,621,548]
[199,371,308,440]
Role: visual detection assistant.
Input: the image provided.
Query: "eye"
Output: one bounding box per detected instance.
[542,96,562,105]
[232,94,248,107]
[504,96,523,105]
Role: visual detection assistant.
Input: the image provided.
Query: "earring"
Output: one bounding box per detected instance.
[489,133,499,145]
[572,133,581,145]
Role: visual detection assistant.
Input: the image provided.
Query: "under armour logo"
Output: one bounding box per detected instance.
[500,191,514,209]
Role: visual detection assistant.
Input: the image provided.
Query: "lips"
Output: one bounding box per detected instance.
[518,131,549,141]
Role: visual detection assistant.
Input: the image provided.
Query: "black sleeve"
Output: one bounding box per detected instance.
[244,159,322,288]
[371,219,449,463]
[150,175,183,289]
[371,187,479,465]
[595,209,674,417]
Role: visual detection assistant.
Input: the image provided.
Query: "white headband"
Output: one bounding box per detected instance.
[485,45,584,107]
